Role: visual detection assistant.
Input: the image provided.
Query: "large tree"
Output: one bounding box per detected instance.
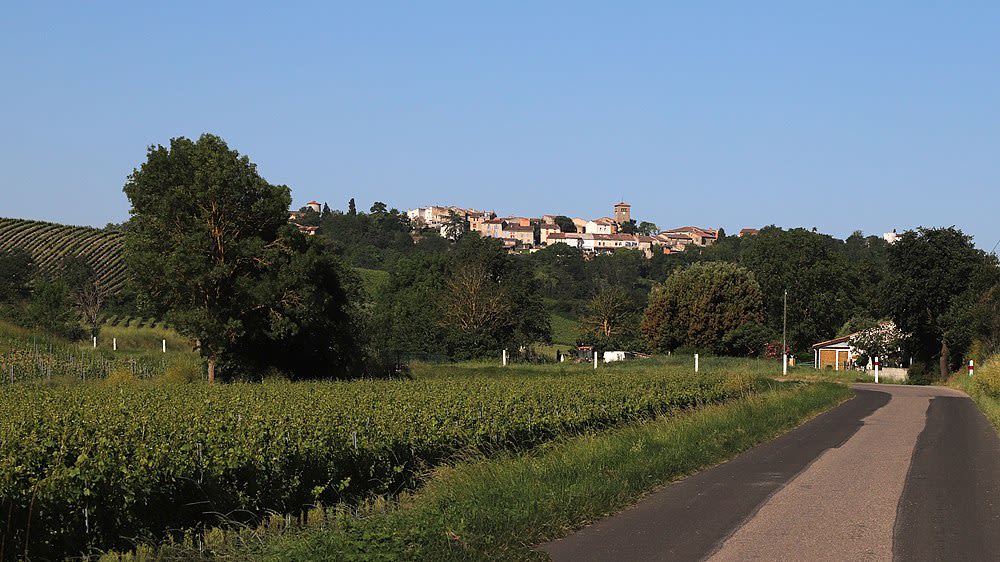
[735,227,862,351]
[580,287,641,350]
[59,255,104,337]
[123,134,359,382]
[883,227,998,381]
[372,235,550,359]
[642,262,764,353]
[28,278,81,339]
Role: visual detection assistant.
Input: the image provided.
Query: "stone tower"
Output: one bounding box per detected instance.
[614,201,631,224]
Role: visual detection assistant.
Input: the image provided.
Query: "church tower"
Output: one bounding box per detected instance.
[614,201,631,224]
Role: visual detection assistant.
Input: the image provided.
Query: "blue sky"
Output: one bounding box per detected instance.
[2,1,998,249]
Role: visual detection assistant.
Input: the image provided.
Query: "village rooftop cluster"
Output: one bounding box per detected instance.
[404,202,757,257]
[291,200,905,256]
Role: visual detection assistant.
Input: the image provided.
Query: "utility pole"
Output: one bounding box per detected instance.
[782,289,788,375]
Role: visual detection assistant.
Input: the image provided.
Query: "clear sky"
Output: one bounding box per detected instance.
[2,1,998,249]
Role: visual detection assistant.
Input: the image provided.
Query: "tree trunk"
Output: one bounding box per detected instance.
[939,338,950,381]
[207,357,216,385]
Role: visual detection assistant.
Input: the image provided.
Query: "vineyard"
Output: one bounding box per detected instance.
[0,336,167,383]
[0,217,128,293]
[0,367,761,560]
[0,320,185,384]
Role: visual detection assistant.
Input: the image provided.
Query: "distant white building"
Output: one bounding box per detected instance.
[584,218,618,235]
[884,229,901,244]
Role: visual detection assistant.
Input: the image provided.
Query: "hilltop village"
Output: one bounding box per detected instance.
[292,201,759,257]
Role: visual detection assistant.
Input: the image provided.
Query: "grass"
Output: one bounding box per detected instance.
[413,354,794,380]
[354,267,390,297]
[98,322,194,354]
[550,312,580,347]
[259,382,851,561]
[970,391,1000,429]
[947,367,1000,430]
[532,310,581,357]
[0,318,201,385]
[103,380,851,561]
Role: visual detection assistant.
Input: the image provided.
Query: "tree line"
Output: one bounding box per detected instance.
[0,250,112,340]
[4,133,997,384]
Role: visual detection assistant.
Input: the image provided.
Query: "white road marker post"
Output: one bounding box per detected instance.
[782,289,788,376]
[594,352,598,370]
[162,339,167,353]
[502,349,507,366]
[113,338,117,352]
[874,356,880,384]
[970,359,975,377]
[695,353,699,373]
[93,336,97,349]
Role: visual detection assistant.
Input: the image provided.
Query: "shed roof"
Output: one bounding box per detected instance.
[811,335,852,349]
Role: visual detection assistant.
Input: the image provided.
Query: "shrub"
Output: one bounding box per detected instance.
[105,368,138,385]
[907,361,934,385]
[719,323,774,357]
[971,358,1000,397]
[642,262,764,353]
[161,359,202,384]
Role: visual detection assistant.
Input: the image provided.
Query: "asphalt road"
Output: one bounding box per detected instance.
[540,384,1000,562]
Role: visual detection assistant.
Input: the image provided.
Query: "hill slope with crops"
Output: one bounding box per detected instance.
[0,217,128,293]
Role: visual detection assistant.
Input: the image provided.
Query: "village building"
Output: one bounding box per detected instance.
[659,226,718,247]
[581,233,639,253]
[655,232,695,251]
[473,218,505,238]
[636,235,657,257]
[503,224,535,246]
[545,232,584,249]
[738,228,759,237]
[466,210,496,232]
[502,217,532,227]
[539,223,562,245]
[584,218,618,235]
[407,206,489,229]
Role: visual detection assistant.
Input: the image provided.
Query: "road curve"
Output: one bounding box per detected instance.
[539,384,1000,562]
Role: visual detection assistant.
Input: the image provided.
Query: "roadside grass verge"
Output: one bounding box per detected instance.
[948,363,1000,430]
[970,392,1000,429]
[131,381,850,562]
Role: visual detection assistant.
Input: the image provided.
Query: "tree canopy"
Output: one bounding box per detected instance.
[642,262,764,353]
[372,235,550,359]
[123,133,361,382]
[883,227,999,381]
[0,248,35,303]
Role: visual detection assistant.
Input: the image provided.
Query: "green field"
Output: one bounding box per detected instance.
[0,318,844,561]
[1,353,768,560]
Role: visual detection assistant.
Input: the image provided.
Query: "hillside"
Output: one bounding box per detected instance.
[0,217,128,293]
